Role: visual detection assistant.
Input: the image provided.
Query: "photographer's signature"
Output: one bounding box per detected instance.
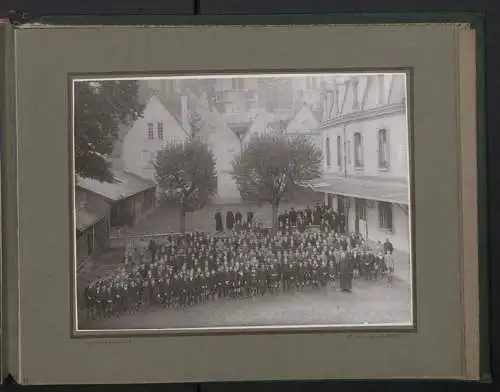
[346,333,401,339]
[84,338,132,345]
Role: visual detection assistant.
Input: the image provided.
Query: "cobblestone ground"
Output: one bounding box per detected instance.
[79,279,412,330]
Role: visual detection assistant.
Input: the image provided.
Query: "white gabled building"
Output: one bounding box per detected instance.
[111,91,190,182]
[306,73,410,253]
[187,91,243,204]
[284,102,323,153]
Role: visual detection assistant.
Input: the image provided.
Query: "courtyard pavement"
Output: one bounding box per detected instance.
[79,278,412,330]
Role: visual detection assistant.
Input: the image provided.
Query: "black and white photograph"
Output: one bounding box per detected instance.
[72,72,412,332]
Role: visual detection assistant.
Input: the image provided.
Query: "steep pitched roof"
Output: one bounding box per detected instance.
[141,89,189,134]
[187,90,238,142]
[245,110,277,140]
[110,89,190,158]
[275,103,319,138]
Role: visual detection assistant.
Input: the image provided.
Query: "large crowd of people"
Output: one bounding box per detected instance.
[80,204,396,322]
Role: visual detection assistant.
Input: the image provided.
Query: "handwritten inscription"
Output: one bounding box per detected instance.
[346,333,401,339]
[84,338,132,345]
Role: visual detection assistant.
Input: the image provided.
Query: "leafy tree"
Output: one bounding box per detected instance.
[74,80,145,182]
[154,137,217,233]
[232,131,323,232]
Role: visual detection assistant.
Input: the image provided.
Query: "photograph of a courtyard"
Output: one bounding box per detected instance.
[74,73,412,330]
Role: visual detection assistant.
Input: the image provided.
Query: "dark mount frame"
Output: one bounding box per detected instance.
[1,1,497,392]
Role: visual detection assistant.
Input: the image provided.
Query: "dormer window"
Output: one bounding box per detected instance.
[335,87,340,114]
[352,79,360,110]
[378,75,385,104]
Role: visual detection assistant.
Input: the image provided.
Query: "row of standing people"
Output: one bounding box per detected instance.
[214,209,253,232]
[212,203,346,234]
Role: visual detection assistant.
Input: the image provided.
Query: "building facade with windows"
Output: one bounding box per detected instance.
[307,73,410,252]
[112,91,189,182]
[144,80,244,203]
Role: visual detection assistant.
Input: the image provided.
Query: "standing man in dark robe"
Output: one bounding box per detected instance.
[383,238,395,281]
[214,210,223,232]
[148,239,158,263]
[246,211,254,227]
[332,210,340,232]
[328,210,336,231]
[235,210,243,225]
[283,209,290,228]
[313,205,321,226]
[383,238,394,255]
[338,211,346,234]
[226,210,235,231]
[339,251,354,292]
[278,212,285,229]
[289,207,298,227]
[305,205,313,226]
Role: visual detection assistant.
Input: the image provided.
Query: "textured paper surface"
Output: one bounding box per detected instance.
[1,20,20,383]
[10,23,474,384]
[0,20,5,383]
[457,27,480,380]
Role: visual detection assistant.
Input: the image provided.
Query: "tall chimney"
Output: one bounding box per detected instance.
[180,95,192,135]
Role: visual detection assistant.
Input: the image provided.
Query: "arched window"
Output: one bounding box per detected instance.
[353,132,363,168]
[378,129,390,169]
[336,135,342,168]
